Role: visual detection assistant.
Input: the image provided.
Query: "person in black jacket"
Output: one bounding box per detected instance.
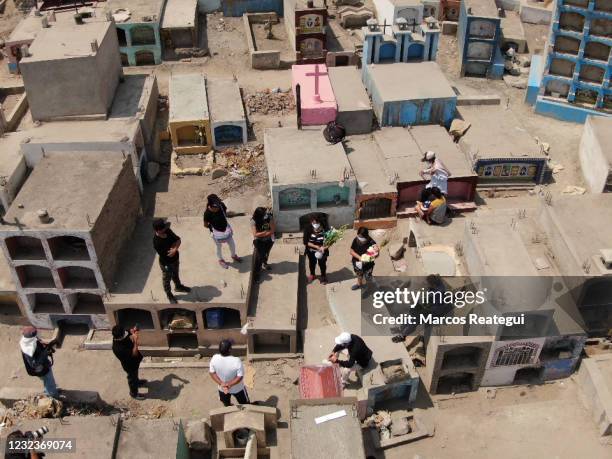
[20,326,59,398]
[303,215,329,285]
[251,207,275,278]
[349,227,377,290]
[112,325,146,400]
[328,332,373,386]
[153,218,190,304]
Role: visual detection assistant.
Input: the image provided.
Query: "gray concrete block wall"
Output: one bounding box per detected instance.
[139,75,159,153]
[95,22,123,114]
[0,230,110,329]
[20,24,122,122]
[90,156,141,287]
[425,336,492,394]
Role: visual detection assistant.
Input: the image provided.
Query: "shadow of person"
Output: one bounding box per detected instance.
[326,267,355,283]
[144,373,190,401]
[176,285,222,302]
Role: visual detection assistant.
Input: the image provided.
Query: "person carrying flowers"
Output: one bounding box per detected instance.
[303,215,330,284]
[349,227,378,290]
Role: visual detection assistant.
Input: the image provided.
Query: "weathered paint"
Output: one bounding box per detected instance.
[222,0,284,17]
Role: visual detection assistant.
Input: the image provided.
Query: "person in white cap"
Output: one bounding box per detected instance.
[328,332,373,386]
[419,150,451,199]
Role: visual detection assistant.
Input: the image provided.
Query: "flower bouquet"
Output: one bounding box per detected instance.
[360,245,380,263]
[323,225,349,247]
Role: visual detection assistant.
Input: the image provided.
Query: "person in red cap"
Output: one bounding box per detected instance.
[19,326,59,398]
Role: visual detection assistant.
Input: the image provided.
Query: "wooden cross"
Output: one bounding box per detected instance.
[305,64,327,103]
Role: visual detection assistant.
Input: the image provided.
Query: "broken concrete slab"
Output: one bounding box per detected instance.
[185,418,213,451]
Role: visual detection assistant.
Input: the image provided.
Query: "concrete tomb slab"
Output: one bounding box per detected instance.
[207,78,248,148]
[169,73,212,154]
[343,136,397,227]
[373,126,476,210]
[292,64,338,126]
[290,398,366,459]
[247,244,300,356]
[458,105,547,187]
[328,66,373,135]
[161,0,199,49]
[264,127,356,232]
[108,216,253,351]
[362,62,457,127]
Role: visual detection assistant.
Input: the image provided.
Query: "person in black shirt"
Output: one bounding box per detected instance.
[153,218,190,304]
[302,215,329,285]
[328,332,373,386]
[349,227,377,290]
[251,207,275,278]
[203,194,241,269]
[112,325,146,400]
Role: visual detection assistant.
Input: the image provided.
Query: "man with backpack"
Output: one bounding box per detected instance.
[20,326,59,398]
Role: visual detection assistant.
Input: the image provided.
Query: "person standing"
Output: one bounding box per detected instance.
[153,218,191,304]
[203,194,242,269]
[209,340,250,407]
[251,207,275,276]
[350,227,377,290]
[20,326,59,398]
[112,325,146,400]
[302,215,329,285]
[419,150,451,201]
[328,332,373,386]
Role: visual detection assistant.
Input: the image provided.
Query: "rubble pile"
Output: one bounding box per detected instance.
[175,48,209,59]
[246,90,295,115]
[0,396,108,428]
[363,410,393,440]
[216,144,269,195]
[113,400,171,420]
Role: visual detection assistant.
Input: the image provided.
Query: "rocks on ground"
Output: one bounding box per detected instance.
[246,89,295,116]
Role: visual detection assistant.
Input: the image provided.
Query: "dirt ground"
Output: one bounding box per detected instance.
[0,3,609,457]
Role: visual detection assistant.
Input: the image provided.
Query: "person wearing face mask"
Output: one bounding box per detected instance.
[302,215,329,284]
[203,194,242,269]
[350,227,377,290]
